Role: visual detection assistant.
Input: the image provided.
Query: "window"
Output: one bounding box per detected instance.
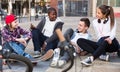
[110,0,115,6]
[116,0,120,7]
[97,0,120,7]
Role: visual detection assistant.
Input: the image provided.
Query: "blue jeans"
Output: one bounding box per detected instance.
[3,41,33,59]
[60,52,70,62]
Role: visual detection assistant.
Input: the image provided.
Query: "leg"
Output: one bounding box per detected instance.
[93,37,119,59]
[64,28,74,42]
[57,52,69,68]
[31,29,46,51]
[59,52,70,62]
[106,38,119,52]
[8,42,32,59]
[45,39,59,52]
[40,40,59,61]
[77,38,98,54]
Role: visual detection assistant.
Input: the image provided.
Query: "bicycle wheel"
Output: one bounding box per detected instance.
[3,53,33,72]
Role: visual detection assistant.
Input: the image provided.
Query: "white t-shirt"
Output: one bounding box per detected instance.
[92,18,116,40]
[42,17,62,37]
[71,32,91,45]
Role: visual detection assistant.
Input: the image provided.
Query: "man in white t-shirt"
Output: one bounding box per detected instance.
[50,18,91,68]
[30,7,64,60]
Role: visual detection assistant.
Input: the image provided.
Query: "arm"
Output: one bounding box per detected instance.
[109,20,116,40]
[105,21,116,44]
[1,28,16,42]
[55,28,65,42]
[36,18,46,32]
[19,27,32,41]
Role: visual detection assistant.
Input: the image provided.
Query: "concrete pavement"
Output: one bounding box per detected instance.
[3,17,120,72]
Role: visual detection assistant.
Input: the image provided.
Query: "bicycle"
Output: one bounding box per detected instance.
[0,30,33,72]
[0,46,33,72]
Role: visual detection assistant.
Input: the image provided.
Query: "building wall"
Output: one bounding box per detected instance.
[50,0,58,11]
[95,0,120,17]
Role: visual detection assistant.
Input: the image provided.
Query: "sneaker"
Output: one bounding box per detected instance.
[50,60,58,67]
[99,54,109,61]
[81,56,93,66]
[50,48,60,67]
[58,60,66,68]
[33,51,41,58]
[53,48,60,61]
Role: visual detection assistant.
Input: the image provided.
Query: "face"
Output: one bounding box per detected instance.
[48,11,57,21]
[96,8,104,19]
[9,19,18,29]
[77,21,88,33]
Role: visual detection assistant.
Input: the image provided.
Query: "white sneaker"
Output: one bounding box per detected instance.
[58,60,66,68]
[53,48,60,61]
[81,56,93,66]
[99,54,109,61]
[50,48,60,67]
[50,60,58,67]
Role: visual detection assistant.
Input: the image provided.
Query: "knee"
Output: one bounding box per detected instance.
[31,29,40,37]
[77,38,85,45]
[64,28,74,41]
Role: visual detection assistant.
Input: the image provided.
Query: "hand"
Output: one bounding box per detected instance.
[75,45,81,53]
[57,40,69,50]
[105,38,112,44]
[30,23,36,30]
[70,42,80,53]
[16,38,27,46]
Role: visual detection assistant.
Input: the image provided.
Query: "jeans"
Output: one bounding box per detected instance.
[59,28,74,61]
[3,41,33,59]
[60,52,70,62]
[31,28,59,52]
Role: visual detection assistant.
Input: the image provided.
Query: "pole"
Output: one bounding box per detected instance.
[63,0,66,17]
[29,0,31,21]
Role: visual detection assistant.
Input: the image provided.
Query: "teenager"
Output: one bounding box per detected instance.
[77,5,120,66]
[50,18,91,68]
[1,14,36,63]
[30,7,64,60]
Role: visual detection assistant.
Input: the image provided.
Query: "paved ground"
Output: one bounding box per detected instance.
[2,17,120,72]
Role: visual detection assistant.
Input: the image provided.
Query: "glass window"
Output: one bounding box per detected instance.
[110,0,115,6]
[97,0,102,6]
[103,0,108,5]
[116,0,120,7]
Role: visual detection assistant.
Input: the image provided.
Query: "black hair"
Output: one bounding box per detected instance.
[47,7,57,15]
[80,18,90,28]
[98,5,114,29]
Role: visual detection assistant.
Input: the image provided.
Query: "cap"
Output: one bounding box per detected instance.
[5,14,17,24]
